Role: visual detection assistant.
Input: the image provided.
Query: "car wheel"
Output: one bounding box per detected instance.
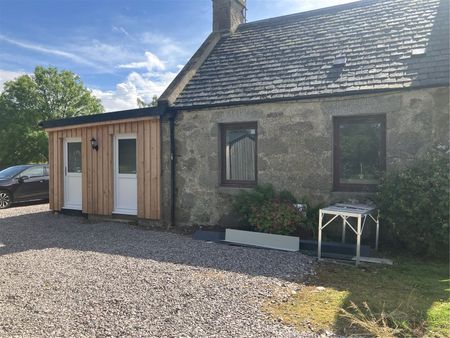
[0,190,12,209]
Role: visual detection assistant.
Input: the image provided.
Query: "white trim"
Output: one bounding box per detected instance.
[63,137,82,210]
[113,134,137,215]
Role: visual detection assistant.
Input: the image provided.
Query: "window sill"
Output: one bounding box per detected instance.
[331,190,376,197]
[333,183,379,193]
[217,186,254,196]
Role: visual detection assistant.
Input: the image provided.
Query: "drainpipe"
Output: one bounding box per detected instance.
[158,100,176,227]
[169,113,176,227]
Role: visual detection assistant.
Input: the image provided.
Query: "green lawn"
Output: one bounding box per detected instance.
[266,258,449,337]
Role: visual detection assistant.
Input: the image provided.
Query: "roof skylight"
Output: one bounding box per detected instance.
[411,48,427,56]
[333,54,347,66]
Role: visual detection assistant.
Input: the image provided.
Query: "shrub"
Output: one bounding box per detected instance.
[232,184,277,226]
[233,184,310,235]
[377,148,449,258]
[278,190,297,204]
[302,202,323,238]
[249,200,305,235]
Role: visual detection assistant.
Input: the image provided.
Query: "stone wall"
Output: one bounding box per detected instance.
[161,86,449,226]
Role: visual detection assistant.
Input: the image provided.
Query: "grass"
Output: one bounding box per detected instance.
[265,258,450,336]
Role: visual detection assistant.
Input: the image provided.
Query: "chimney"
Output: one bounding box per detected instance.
[212,0,246,33]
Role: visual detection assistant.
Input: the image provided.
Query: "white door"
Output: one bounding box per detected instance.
[64,138,82,210]
[114,135,137,215]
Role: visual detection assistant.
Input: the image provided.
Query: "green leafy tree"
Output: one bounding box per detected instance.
[137,95,158,108]
[0,66,103,167]
[151,95,158,107]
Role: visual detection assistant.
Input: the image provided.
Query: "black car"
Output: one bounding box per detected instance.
[0,164,49,209]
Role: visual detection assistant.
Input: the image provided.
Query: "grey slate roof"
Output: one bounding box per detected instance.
[174,0,449,108]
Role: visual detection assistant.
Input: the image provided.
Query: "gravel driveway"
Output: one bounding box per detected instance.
[0,204,314,337]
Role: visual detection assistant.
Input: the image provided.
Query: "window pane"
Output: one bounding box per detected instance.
[119,139,136,174]
[339,121,382,185]
[225,127,256,181]
[67,142,82,173]
[21,166,44,177]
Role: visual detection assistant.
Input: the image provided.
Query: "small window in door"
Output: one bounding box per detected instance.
[21,166,44,178]
[67,143,82,173]
[118,139,136,174]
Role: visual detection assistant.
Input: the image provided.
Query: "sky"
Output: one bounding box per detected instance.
[0,0,357,112]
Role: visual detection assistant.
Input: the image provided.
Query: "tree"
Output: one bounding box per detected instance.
[151,95,158,107]
[0,66,103,167]
[136,95,158,108]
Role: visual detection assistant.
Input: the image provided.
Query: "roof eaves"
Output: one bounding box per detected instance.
[39,106,162,130]
[159,31,224,106]
[173,82,450,111]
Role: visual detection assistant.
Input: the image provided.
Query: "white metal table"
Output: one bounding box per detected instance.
[318,203,379,266]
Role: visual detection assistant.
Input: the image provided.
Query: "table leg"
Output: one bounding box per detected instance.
[341,216,346,243]
[318,210,323,260]
[356,216,361,266]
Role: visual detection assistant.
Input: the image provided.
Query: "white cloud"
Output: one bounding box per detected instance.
[0,34,96,68]
[92,70,177,112]
[141,33,185,55]
[112,25,133,40]
[0,69,26,90]
[0,34,156,73]
[118,51,166,71]
[0,30,188,76]
[72,40,144,71]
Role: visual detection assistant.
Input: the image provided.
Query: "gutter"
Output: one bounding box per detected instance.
[171,82,450,112]
[38,107,162,131]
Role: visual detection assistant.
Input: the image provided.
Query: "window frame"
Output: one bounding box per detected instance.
[118,138,137,174]
[67,141,82,174]
[333,114,386,192]
[220,122,258,188]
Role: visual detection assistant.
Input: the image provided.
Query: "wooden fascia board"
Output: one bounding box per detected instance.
[43,116,159,132]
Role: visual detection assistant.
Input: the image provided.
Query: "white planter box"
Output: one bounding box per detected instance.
[225,228,299,252]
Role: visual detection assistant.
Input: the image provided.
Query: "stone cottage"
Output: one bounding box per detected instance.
[158,0,449,226]
[41,0,449,227]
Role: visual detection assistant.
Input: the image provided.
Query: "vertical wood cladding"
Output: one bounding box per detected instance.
[47,118,160,220]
